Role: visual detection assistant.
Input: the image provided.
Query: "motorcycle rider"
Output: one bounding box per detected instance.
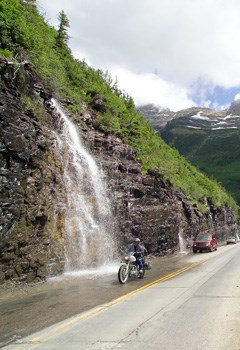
[129,238,145,274]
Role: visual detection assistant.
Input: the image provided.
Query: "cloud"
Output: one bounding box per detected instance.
[234,93,240,101]
[37,0,240,110]
[109,67,194,111]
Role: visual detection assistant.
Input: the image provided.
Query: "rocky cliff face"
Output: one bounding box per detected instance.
[0,62,67,283]
[83,129,235,252]
[0,62,236,284]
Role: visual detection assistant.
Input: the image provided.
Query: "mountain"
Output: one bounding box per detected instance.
[0,0,238,284]
[141,102,240,204]
[137,104,175,128]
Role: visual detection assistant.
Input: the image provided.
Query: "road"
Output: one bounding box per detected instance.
[2,243,240,349]
[0,250,200,347]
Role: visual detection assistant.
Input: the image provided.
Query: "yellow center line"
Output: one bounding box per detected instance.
[20,257,208,348]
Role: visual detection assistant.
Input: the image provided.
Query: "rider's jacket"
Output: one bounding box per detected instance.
[128,244,145,258]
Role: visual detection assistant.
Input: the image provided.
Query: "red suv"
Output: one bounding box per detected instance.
[193,233,217,253]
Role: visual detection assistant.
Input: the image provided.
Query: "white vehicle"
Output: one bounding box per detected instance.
[226,236,237,244]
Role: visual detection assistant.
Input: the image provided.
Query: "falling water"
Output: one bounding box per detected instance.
[236,232,240,241]
[52,99,117,273]
[178,228,188,254]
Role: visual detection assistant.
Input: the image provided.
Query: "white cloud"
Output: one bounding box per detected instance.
[234,93,240,101]
[37,0,240,110]
[109,67,194,111]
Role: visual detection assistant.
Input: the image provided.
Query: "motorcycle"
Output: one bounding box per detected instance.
[118,254,145,284]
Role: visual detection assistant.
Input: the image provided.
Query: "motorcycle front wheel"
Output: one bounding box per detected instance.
[118,264,129,284]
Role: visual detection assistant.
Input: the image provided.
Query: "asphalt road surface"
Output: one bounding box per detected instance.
[1,243,240,349]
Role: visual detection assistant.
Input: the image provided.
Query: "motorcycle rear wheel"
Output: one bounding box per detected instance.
[144,261,152,270]
[138,268,145,279]
[118,265,129,284]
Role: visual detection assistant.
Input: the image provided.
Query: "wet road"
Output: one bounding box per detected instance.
[0,250,216,348]
[4,243,239,350]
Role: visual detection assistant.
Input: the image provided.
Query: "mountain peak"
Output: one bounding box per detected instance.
[137,104,175,129]
[228,99,240,115]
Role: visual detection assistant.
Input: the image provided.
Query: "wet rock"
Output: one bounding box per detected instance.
[84,130,237,255]
[0,64,65,285]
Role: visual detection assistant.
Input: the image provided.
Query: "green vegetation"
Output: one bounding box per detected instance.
[0,0,238,213]
[161,125,240,204]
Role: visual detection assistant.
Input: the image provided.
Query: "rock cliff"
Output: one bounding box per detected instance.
[0,62,236,284]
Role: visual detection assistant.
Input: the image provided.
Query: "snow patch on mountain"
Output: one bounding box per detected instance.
[190,112,210,121]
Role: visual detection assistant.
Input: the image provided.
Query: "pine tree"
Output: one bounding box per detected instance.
[56,10,70,47]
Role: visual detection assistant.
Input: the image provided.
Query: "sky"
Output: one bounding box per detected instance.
[37,0,240,112]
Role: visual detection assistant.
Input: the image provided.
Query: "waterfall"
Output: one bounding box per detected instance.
[178,228,187,254]
[236,231,240,241]
[52,99,117,273]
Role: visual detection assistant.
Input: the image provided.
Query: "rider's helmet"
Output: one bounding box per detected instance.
[133,238,140,243]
